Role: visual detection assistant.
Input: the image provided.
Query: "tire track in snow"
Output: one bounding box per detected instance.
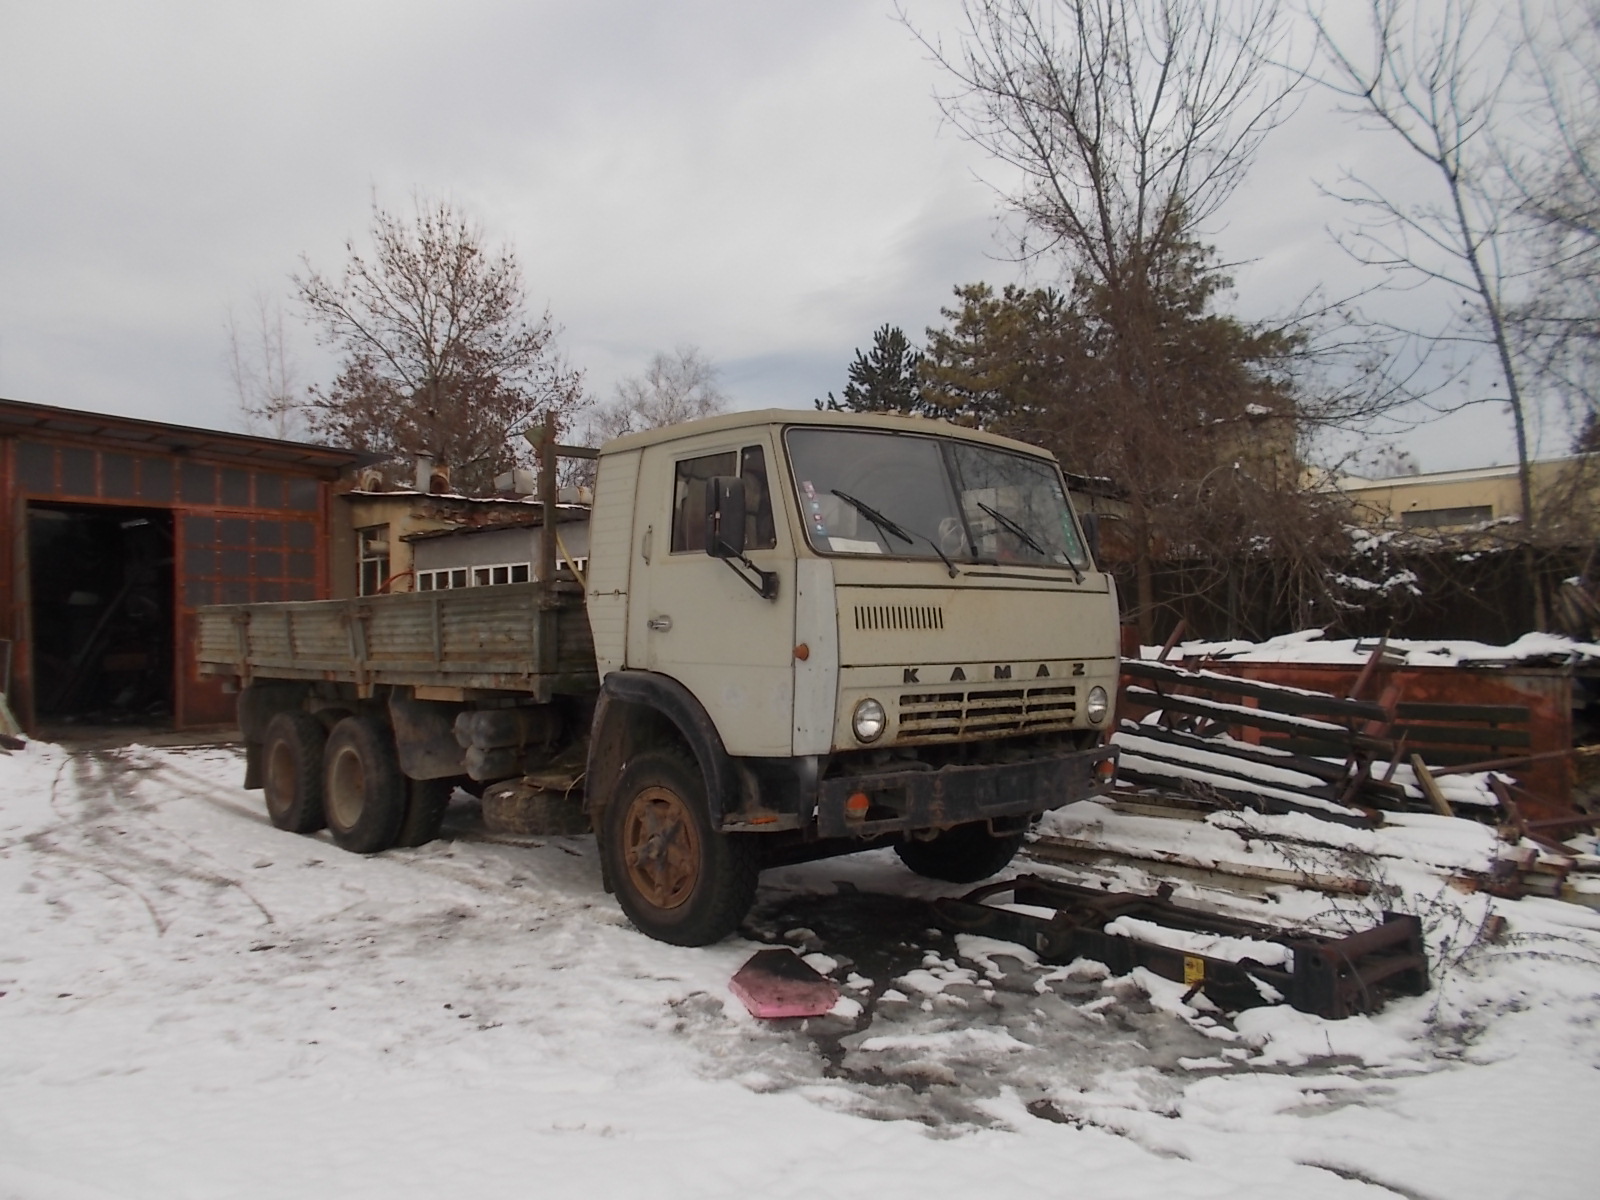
[19,751,173,936]
[24,749,276,935]
[1301,1162,1437,1200]
[119,746,270,825]
[145,745,600,929]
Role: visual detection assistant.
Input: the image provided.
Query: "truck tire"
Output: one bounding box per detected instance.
[395,777,453,848]
[322,716,407,855]
[262,712,327,834]
[601,747,759,946]
[895,823,1025,883]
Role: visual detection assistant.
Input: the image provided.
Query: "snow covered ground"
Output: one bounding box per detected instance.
[1159,628,1600,669]
[2,738,1598,1200]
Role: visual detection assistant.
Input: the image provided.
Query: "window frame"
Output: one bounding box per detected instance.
[415,560,535,591]
[783,425,1089,571]
[669,444,779,555]
[357,524,391,596]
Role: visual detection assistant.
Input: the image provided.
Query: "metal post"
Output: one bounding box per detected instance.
[539,410,558,586]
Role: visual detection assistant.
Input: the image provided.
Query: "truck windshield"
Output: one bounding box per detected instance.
[785,427,1089,570]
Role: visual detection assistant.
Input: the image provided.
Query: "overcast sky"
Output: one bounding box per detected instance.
[0,1,1554,476]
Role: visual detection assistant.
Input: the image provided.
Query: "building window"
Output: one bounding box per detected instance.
[1401,505,1493,530]
[17,442,55,493]
[416,561,533,591]
[358,525,390,595]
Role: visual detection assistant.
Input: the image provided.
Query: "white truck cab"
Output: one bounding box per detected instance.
[581,410,1119,942]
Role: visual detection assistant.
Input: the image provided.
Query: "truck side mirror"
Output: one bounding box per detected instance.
[1080,511,1101,561]
[705,476,747,559]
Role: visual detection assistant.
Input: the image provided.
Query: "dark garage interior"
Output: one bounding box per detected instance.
[28,503,175,725]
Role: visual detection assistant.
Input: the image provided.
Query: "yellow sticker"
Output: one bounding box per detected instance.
[1183,956,1206,987]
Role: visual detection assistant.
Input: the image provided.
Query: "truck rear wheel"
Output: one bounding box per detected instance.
[602,747,759,946]
[395,777,453,848]
[895,823,1025,883]
[262,711,327,834]
[322,716,406,854]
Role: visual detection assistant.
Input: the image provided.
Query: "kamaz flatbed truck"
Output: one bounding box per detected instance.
[197,409,1120,945]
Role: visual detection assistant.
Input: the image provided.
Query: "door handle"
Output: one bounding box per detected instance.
[648,615,672,632]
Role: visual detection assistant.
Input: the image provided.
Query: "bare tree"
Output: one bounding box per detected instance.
[584,345,727,443]
[1511,1,1600,437]
[908,0,1335,639]
[295,196,584,494]
[226,291,306,441]
[911,0,1297,284]
[1308,0,1552,622]
[1350,443,1421,479]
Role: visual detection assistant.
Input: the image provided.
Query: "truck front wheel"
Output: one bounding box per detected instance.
[602,748,759,946]
[895,822,1025,883]
[322,716,407,854]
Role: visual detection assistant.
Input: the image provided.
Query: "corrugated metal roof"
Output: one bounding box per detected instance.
[0,396,369,475]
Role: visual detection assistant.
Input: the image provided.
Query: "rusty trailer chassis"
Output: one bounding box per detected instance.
[935,875,1429,1020]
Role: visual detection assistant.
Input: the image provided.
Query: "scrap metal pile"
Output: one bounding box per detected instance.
[937,875,1429,1020]
[946,637,1600,1017]
[1094,637,1600,904]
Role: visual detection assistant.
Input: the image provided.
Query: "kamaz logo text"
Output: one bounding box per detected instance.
[902,663,1086,685]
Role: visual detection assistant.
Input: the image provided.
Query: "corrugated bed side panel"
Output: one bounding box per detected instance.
[247,610,294,662]
[439,586,540,666]
[195,608,238,664]
[557,604,598,676]
[365,592,442,665]
[287,605,353,664]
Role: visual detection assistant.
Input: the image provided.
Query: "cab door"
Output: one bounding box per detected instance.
[626,433,796,758]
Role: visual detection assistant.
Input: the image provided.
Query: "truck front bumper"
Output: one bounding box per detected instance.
[814,744,1117,839]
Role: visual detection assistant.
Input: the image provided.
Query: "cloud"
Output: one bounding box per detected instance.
[0,0,1545,471]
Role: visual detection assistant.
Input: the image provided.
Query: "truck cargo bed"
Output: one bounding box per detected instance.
[196,582,597,699]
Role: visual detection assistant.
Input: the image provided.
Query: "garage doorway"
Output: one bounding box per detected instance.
[28,503,176,725]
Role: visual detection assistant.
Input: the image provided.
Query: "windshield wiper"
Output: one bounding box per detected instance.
[976,501,1083,581]
[831,490,959,578]
[977,501,1046,554]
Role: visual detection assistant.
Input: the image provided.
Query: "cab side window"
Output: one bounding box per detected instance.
[671,447,778,553]
[671,452,736,552]
[740,446,778,551]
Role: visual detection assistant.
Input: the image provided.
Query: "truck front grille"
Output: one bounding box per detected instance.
[898,684,1078,739]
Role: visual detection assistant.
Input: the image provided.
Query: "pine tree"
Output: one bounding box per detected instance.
[815,325,925,414]
[920,238,1349,638]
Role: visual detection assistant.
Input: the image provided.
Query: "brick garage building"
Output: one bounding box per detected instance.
[0,398,363,732]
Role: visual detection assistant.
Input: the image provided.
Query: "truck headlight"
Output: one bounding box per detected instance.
[852,698,887,743]
[1086,686,1109,724]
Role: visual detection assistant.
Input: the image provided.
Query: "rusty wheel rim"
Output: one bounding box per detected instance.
[264,740,295,819]
[621,784,701,910]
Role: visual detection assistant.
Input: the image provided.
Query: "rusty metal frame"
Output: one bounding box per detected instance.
[935,875,1429,1020]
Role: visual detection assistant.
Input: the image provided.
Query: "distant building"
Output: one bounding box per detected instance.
[336,479,590,598]
[408,512,590,590]
[1338,456,1600,543]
